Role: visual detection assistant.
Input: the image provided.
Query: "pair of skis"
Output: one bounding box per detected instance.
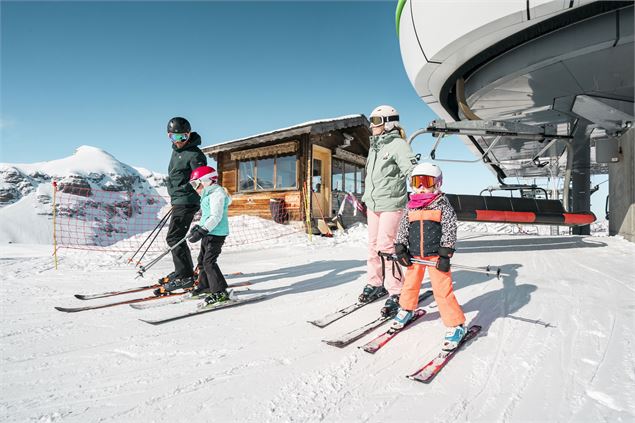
[321,291,433,348]
[312,289,482,383]
[73,271,245,300]
[139,293,268,325]
[54,279,251,313]
[307,291,388,328]
[357,314,482,383]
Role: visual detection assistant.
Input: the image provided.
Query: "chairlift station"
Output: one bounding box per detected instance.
[398,0,634,239]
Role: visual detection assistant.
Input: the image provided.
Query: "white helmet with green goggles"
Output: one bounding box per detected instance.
[369,105,400,131]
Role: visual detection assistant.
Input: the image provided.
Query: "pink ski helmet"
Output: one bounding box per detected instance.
[189,166,218,188]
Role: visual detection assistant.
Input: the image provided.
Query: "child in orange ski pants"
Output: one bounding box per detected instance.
[399,257,464,327]
[392,163,466,349]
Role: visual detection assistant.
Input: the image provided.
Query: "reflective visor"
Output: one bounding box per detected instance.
[169,132,190,142]
[369,115,399,126]
[189,179,202,189]
[369,116,384,125]
[411,174,437,188]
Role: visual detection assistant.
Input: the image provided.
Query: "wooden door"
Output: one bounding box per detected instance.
[311,145,332,218]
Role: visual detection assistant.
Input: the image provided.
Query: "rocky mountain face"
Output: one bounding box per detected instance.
[0,146,169,245]
[1,164,167,207]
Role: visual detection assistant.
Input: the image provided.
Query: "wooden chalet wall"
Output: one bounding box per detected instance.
[216,134,311,221]
[210,122,370,227]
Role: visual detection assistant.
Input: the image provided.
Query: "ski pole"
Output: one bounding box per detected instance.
[128,208,173,265]
[133,211,173,268]
[378,252,509,279]
[135,236,188,279]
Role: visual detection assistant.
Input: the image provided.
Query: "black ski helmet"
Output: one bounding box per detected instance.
[167,117,191,134]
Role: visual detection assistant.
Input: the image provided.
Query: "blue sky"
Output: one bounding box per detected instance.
[1,1,607,216]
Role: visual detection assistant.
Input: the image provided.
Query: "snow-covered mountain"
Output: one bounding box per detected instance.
[0,146,168,244]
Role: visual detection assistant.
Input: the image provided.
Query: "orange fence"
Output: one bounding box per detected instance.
[52,183,327,259]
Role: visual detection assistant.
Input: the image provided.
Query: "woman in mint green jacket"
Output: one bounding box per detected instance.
[359,105,417,317]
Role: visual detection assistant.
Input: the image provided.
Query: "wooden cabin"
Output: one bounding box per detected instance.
[201,115,370,230]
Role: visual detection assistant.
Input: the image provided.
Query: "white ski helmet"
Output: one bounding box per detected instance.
[369,105,400,132]
[411,162,443,188]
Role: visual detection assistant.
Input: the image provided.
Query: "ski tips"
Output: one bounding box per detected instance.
[308,320,327,328]
[322,340,346,348]
[74,294,88,300]
[54,306,84,313]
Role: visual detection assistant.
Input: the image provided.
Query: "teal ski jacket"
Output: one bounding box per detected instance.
[199,184,232,237]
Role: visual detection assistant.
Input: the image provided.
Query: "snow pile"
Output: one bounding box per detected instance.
[0,146,168,245]
[225,215,306,248]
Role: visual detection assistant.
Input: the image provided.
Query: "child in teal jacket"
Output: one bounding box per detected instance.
[187,166,232,306]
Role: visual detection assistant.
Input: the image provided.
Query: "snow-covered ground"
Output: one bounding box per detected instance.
[1,226,634,422]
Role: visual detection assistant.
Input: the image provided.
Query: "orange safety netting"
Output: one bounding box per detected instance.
[52,183,310,257]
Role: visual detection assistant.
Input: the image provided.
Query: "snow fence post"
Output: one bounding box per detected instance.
[303,181,312,242]
[52,181,58,270]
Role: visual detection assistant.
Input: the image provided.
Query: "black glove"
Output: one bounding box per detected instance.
[187,225,208,243]
[394,243,413,267]
[436,247,454,272]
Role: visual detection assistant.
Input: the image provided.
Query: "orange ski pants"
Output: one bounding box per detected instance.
[399,256,465,327]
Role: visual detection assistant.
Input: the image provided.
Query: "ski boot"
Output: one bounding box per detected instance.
[157,271,177,285]
[189,284,210,299]
[380,294,400,317]
[153,276,195,296]
[200,290,231,308]
[358,284,388,303]
[442,324,466,351]
[390,308,414,331]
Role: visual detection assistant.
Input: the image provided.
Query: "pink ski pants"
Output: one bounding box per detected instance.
[366,209,403,295]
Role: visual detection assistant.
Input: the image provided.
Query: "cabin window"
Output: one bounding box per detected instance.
[238,154,297,192]
[332,160,344,192]
[332,159,364,194]
[312,159,322,192]
[238,160,255,191]
[256,158,275,190]
[355,168,363,193]
[276,155,296,189]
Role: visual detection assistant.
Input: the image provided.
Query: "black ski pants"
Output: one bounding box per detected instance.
[166,204,199,278]
[197,235,228,294]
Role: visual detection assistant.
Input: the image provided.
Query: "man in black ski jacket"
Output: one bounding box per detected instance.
[155,117,208,296]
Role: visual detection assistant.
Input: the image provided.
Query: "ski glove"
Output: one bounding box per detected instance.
[394,243,413,267]
[187,225,208,243]
[436,247,454,272]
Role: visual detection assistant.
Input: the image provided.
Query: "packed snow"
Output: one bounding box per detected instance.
[1,224,634,422]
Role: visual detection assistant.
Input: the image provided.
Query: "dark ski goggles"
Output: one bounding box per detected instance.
[169,132,190,142]
[369,115,399,126]
[411,174,437,189]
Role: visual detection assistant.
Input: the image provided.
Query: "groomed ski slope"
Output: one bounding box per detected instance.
[1,227,634,422]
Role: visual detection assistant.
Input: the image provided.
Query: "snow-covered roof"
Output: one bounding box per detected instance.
[201,114,369,155]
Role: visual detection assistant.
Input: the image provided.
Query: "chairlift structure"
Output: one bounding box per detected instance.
[397,0,634,236]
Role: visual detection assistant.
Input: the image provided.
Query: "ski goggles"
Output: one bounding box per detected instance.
[411,174,437,189]
[169,132,190,142]
[369,115,399,126]
[189,179,203,189]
